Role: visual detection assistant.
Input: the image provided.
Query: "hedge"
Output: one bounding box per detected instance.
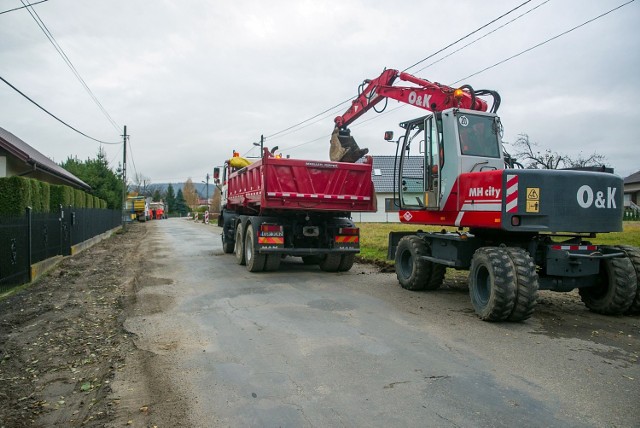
[0,177,106,215]
[0,176,31,215]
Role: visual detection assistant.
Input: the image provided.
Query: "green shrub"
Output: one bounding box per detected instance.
[30,180,42,212]
[86,193,94,208]
[74,189,85,208]
[50,184,74,211]
[0,176,31,215]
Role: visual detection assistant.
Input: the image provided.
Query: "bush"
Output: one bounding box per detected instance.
[86,193,94,208]
[40,182,51,213]
[50,184,74,211]
[0,176,31,215]
[30,180,42,212]
[74,189,85,208]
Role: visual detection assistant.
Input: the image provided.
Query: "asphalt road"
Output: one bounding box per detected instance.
[120,218,639,427]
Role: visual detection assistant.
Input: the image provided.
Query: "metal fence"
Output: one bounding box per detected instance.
[0,207,121,292]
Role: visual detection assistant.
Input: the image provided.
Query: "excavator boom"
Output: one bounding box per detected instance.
[330,68,499,162]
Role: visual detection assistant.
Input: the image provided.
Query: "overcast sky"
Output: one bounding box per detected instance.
[1,0,638,185]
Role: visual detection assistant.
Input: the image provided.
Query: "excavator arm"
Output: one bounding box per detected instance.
[330,68,500,162]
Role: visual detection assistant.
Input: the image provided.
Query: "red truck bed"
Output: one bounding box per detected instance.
[226,154,375,213]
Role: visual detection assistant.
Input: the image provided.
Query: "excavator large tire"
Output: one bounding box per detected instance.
[579,255,636,315]
[615,245,640,315]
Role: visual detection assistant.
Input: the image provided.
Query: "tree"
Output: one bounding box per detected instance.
[166,183,176,214]
[511,134,606,170]
[182,178,199,209]
[210,186,222,213]
[152,189,162,202]
[60,148,123,209]
[175,189,189,215]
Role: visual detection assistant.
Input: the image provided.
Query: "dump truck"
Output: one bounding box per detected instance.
[126,195,149,222]
[215,149,376,272]
[333,67,639,321]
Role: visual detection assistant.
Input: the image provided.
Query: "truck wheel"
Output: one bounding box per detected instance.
[616,246,640,315]
[264,255,281,272]
[505,248,539,322]
[338,254,356,272]
[469,247,516,321]
[579,256,637,315]
[244,223,266,272]
[235,224,245,265]
[222,232,234,254]
[319,254,342,272]
[395,235,432,291]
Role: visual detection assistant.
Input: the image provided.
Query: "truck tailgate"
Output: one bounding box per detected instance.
[227,156,375,213]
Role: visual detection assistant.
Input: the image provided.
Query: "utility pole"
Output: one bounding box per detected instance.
[122,125,127,226]
[202,173,210,211]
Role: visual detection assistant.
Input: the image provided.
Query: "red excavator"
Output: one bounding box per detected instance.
[333,68,639,321]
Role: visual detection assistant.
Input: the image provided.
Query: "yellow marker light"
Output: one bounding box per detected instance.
[233,151,239,157]
[453,88,465,99]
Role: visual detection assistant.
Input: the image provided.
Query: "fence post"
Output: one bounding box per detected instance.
[26,206,32,282]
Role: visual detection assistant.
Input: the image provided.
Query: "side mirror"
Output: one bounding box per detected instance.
[384,131,394,141]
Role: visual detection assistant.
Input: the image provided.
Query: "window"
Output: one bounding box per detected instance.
[458,114,500,158]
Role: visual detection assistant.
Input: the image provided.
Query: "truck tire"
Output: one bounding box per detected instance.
[505,248,539,322]
[395,235,438,291]
[235,223,245,265]
[616,246,640,315]
[222,232,234,254]
[579,256,637,315]
[319,254,342,272]
[428,264,447,290]
[244,223,266,272]
[338,254,356,272]
[468,247,516,321]
[264,255,281,272]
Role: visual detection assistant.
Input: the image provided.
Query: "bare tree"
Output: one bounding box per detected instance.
[511,134,606,169]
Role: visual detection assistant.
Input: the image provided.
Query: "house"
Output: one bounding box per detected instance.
[352,155,423,223]
[624,170,640,211]
[0,126,90,190]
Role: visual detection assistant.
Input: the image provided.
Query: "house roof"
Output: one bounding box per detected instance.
[0,127,90,190]
[624,170,640,185]
[365,155,423,192]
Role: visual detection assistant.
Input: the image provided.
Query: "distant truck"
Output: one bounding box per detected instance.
[149,201,166,219]
[215,149,376,272]
[126,195,149,222]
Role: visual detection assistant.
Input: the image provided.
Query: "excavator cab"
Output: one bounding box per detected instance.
[395,108,505,212]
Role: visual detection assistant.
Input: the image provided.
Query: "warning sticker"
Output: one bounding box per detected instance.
[526,200,540,213]
[527,187,540,200]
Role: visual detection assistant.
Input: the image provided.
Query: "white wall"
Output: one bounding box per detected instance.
[351,192,401,223]
[0,156,6,178]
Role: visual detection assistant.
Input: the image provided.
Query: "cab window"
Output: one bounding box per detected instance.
[458,115,500,158]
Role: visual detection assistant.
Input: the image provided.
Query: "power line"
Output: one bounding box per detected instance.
[402,0,535,72]
[20,0,121,132]
[281,0,635,153]
[451,0,636,85]
[0,74,121,145]
[413,0,551,75]
[263,0,538,148]
[0,0,48,15]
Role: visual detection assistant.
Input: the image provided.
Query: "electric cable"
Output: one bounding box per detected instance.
[0,74,121,145]
[281,0,635,153]
[402,0,535,73]
[413,0,551,75]
[20,0,121,132]
[263,0,539,148]
[0,0,48,15]
[451,0,636,85]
